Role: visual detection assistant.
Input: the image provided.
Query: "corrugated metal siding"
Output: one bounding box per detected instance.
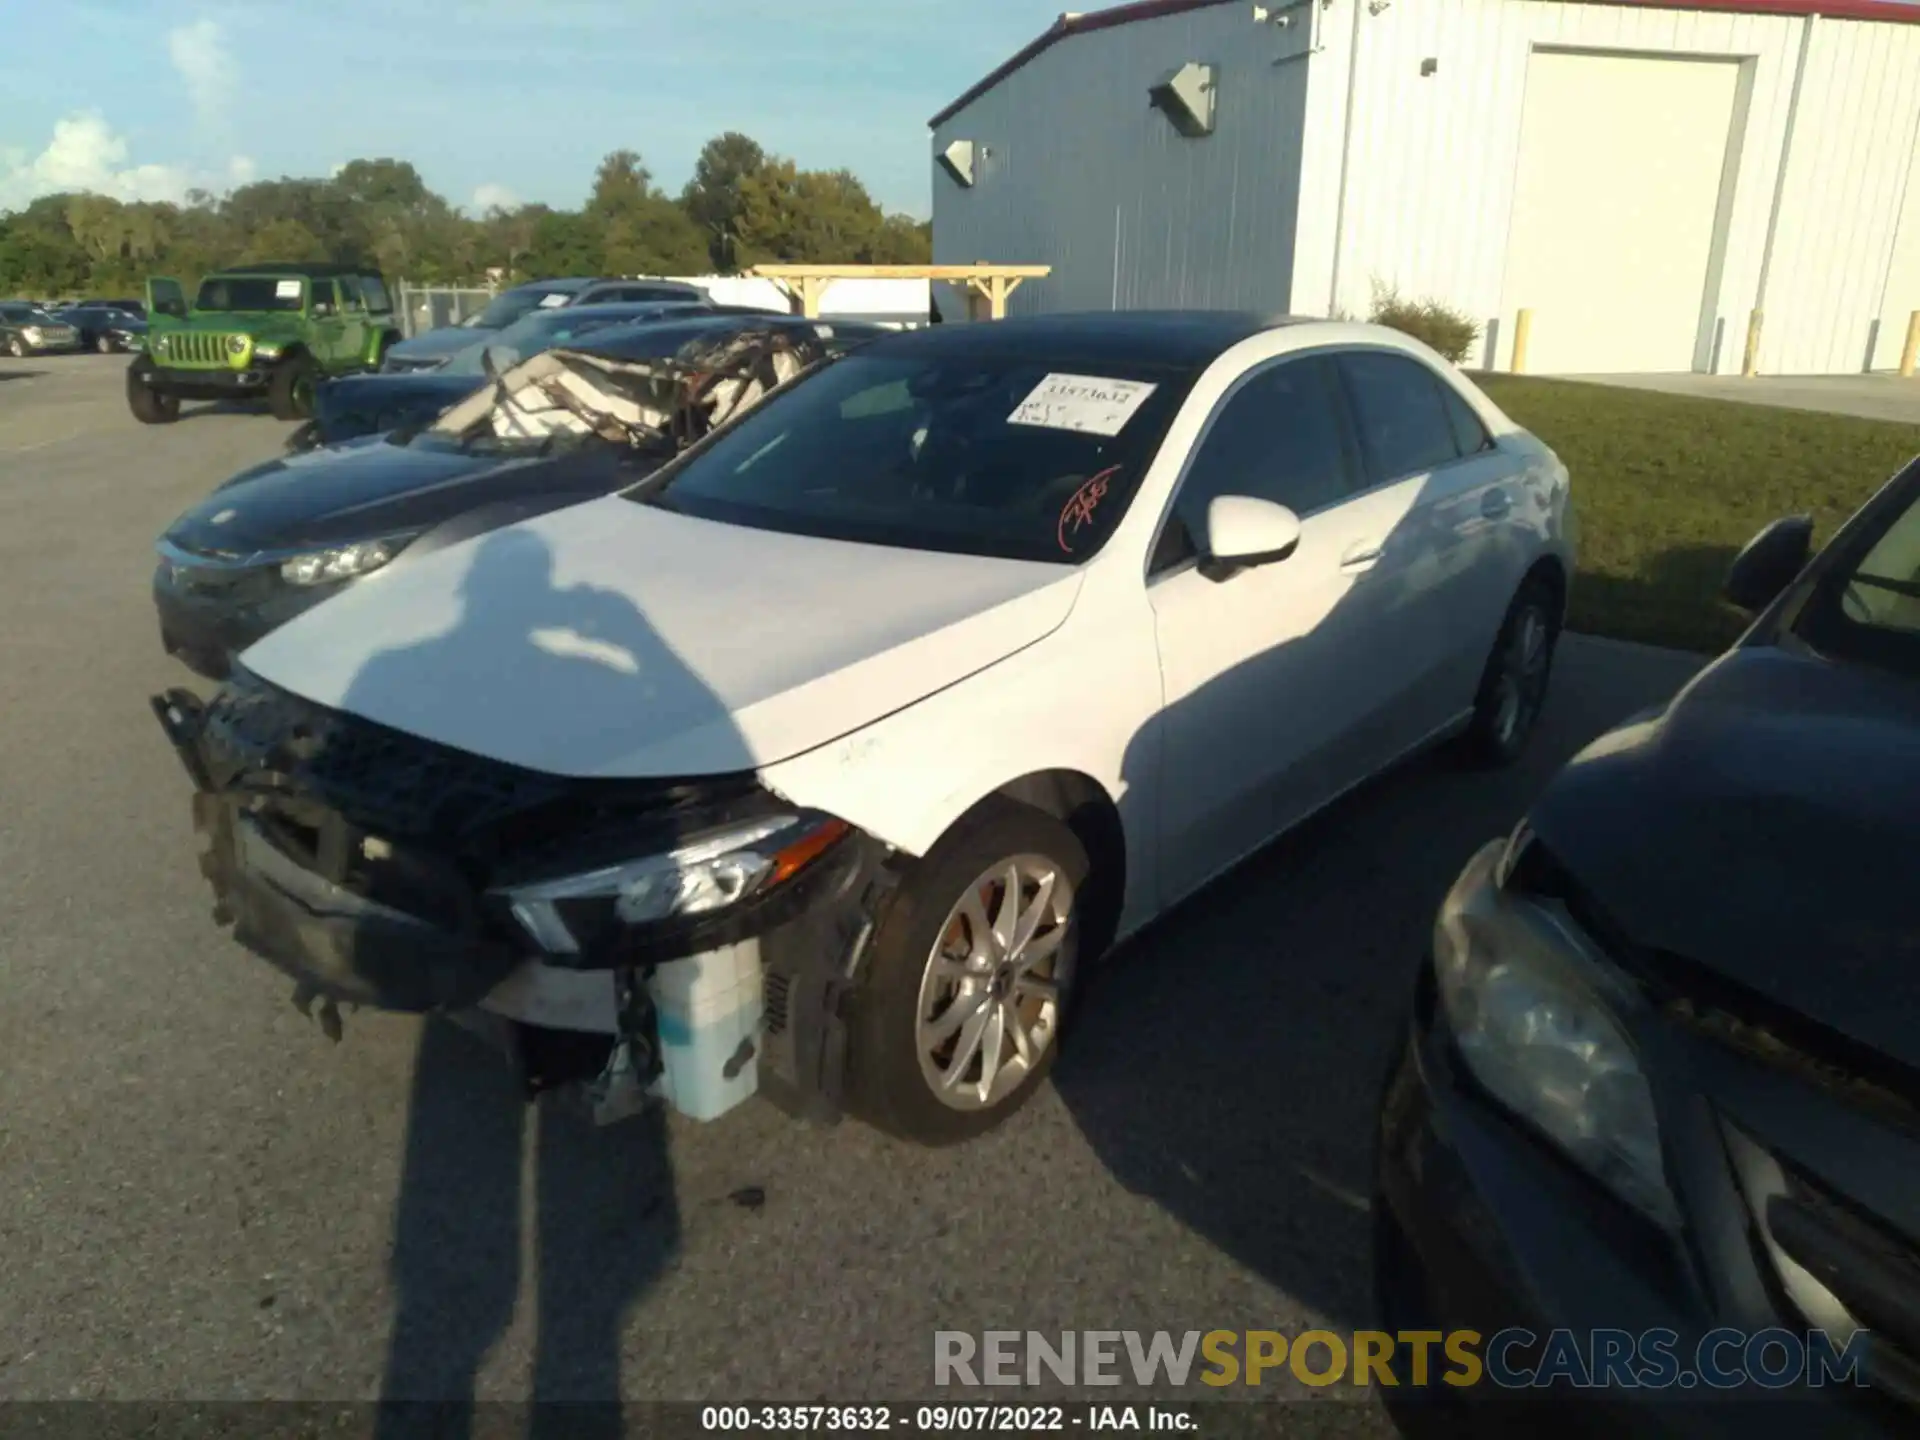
[1763,18,1920,374]
[1872,139,1920,372]
[930,5,1313,316]
[1302,0,1807,371]
[936,0,1920,373]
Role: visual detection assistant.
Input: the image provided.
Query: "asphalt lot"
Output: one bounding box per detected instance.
[0,354,1706,1422]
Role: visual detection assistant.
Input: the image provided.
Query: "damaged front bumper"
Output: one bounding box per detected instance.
[151,681,896,1126]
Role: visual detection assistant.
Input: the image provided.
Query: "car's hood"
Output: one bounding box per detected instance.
[163,438,619,553]
[386,328,487,364]
[238,496,1084,777]
[1531,644,1920,1068]
[171,314,299,336]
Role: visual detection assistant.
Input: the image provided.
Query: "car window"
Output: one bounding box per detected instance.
[309,280,336,315]
[631,351,1195,565]
[1337,350,1464,483]
[195,277,306,312]
[358,276,391,313]
[1440,382,1493,456]
[0,304,27,321]
[1152,356,1359,574]
[1795,476,1920,681]
[338,275,365,311]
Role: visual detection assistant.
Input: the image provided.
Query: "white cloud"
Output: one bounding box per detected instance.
[0,113,247,212]
[168,19,235,128]
[470,182,519,214]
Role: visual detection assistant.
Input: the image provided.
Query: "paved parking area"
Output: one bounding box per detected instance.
[1563,370,1920,424]
[0,354,1705,1420]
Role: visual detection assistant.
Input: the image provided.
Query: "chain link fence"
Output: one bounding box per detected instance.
[394,282,496,339]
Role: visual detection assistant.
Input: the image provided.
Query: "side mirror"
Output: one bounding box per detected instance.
[1198,495,1302,582]
[1723,514,1814,612]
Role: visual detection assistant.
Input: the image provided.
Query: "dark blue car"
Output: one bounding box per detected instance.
[290,300,732,450]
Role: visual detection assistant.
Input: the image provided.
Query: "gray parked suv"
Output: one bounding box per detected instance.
[382,276,711,371]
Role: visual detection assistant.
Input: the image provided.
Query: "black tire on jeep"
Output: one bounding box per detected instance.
[267,352,317,421]
[126,358,181,425]
[374,331,398,369]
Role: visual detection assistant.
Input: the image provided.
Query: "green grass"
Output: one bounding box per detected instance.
[1477,376,1920,653]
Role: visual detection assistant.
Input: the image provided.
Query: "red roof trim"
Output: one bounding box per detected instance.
[928,0,1920,129]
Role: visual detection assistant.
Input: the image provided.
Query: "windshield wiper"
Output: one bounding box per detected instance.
[1850,573,1920,600]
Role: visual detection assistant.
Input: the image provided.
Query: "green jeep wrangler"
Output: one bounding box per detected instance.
[128,263,403,425]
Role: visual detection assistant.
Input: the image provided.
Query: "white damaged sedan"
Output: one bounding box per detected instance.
[154,311,1574,1144]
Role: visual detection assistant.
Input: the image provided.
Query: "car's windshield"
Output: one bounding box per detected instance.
[0,303,36,321]
[195,276,306,312]
[628,350,1194,564]
[472,285,580,329]
[1797,473,1920,679]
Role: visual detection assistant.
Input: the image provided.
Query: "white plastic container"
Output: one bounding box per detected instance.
[646,938,765,1121]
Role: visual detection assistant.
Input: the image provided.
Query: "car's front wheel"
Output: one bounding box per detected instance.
[847,800,1087,1145]
[95,333,116,354]
[6,335,25,359]
[268,353,317,421]
[126,358,181,424]
[1459,574,1560,768]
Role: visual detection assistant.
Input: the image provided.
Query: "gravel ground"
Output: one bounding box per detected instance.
[0,354,1704,1427]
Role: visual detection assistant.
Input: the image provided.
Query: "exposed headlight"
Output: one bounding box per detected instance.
[278,536,409,587]
[226,333,249,356]
[154,334,170,354]
[500,811,851,955]
[22,326,42,343]
[255,342,282,359]
[1433,835,1676,1226]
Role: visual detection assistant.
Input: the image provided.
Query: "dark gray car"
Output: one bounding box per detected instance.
[1,301,81,357]
[382,276,712,371]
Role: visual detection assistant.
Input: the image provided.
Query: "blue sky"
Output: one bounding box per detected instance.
[0,0,1068,218]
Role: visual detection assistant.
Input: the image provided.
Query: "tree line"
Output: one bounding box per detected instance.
[0,131,932,297]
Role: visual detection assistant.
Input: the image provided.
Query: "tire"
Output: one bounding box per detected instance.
[6,335,24,359]
[267,353,317,421]
[374,331,397,369]
[845,799,1089,1145]
[95,333,115,354]
[126,359,181,425]
[1458,573,1561,768]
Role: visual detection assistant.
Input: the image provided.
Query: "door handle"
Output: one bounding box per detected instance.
[1340,540,1384,571]
[1481,489,1512,520]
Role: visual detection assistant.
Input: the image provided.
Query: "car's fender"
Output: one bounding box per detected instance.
[757,592,1167,934]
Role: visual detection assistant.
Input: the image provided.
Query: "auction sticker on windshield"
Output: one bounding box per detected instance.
[1008,373,1157,437]
[275,280,302,299]
[539,293,570,308]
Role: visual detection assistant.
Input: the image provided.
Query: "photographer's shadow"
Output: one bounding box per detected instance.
[349,526,754,1440]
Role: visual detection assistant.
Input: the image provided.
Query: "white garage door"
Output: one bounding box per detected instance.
[1502,50,1741,374]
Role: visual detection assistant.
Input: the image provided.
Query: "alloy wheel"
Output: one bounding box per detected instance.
[1491,603,1551,748]
[914,854,1075,1111]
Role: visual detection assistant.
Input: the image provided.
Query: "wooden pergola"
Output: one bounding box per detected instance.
[747,263,1051,321]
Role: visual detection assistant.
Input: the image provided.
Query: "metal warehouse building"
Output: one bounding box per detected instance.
[928,0,1920,375]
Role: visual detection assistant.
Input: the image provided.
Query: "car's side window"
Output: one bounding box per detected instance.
[1151,356,1358,576]
[359,276,392,313]
[338,275,365,312]
[309,280,337,316]
[1337,351,1465,484]
[1438,380,1493,457]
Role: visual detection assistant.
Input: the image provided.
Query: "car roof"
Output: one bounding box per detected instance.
[861,310,1318,368]
[538,300,710,320]
[207,263,384,279]
[568,311,857,361]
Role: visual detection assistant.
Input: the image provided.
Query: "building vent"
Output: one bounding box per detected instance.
[938,139,977,188]
[1149,62,1217,137]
